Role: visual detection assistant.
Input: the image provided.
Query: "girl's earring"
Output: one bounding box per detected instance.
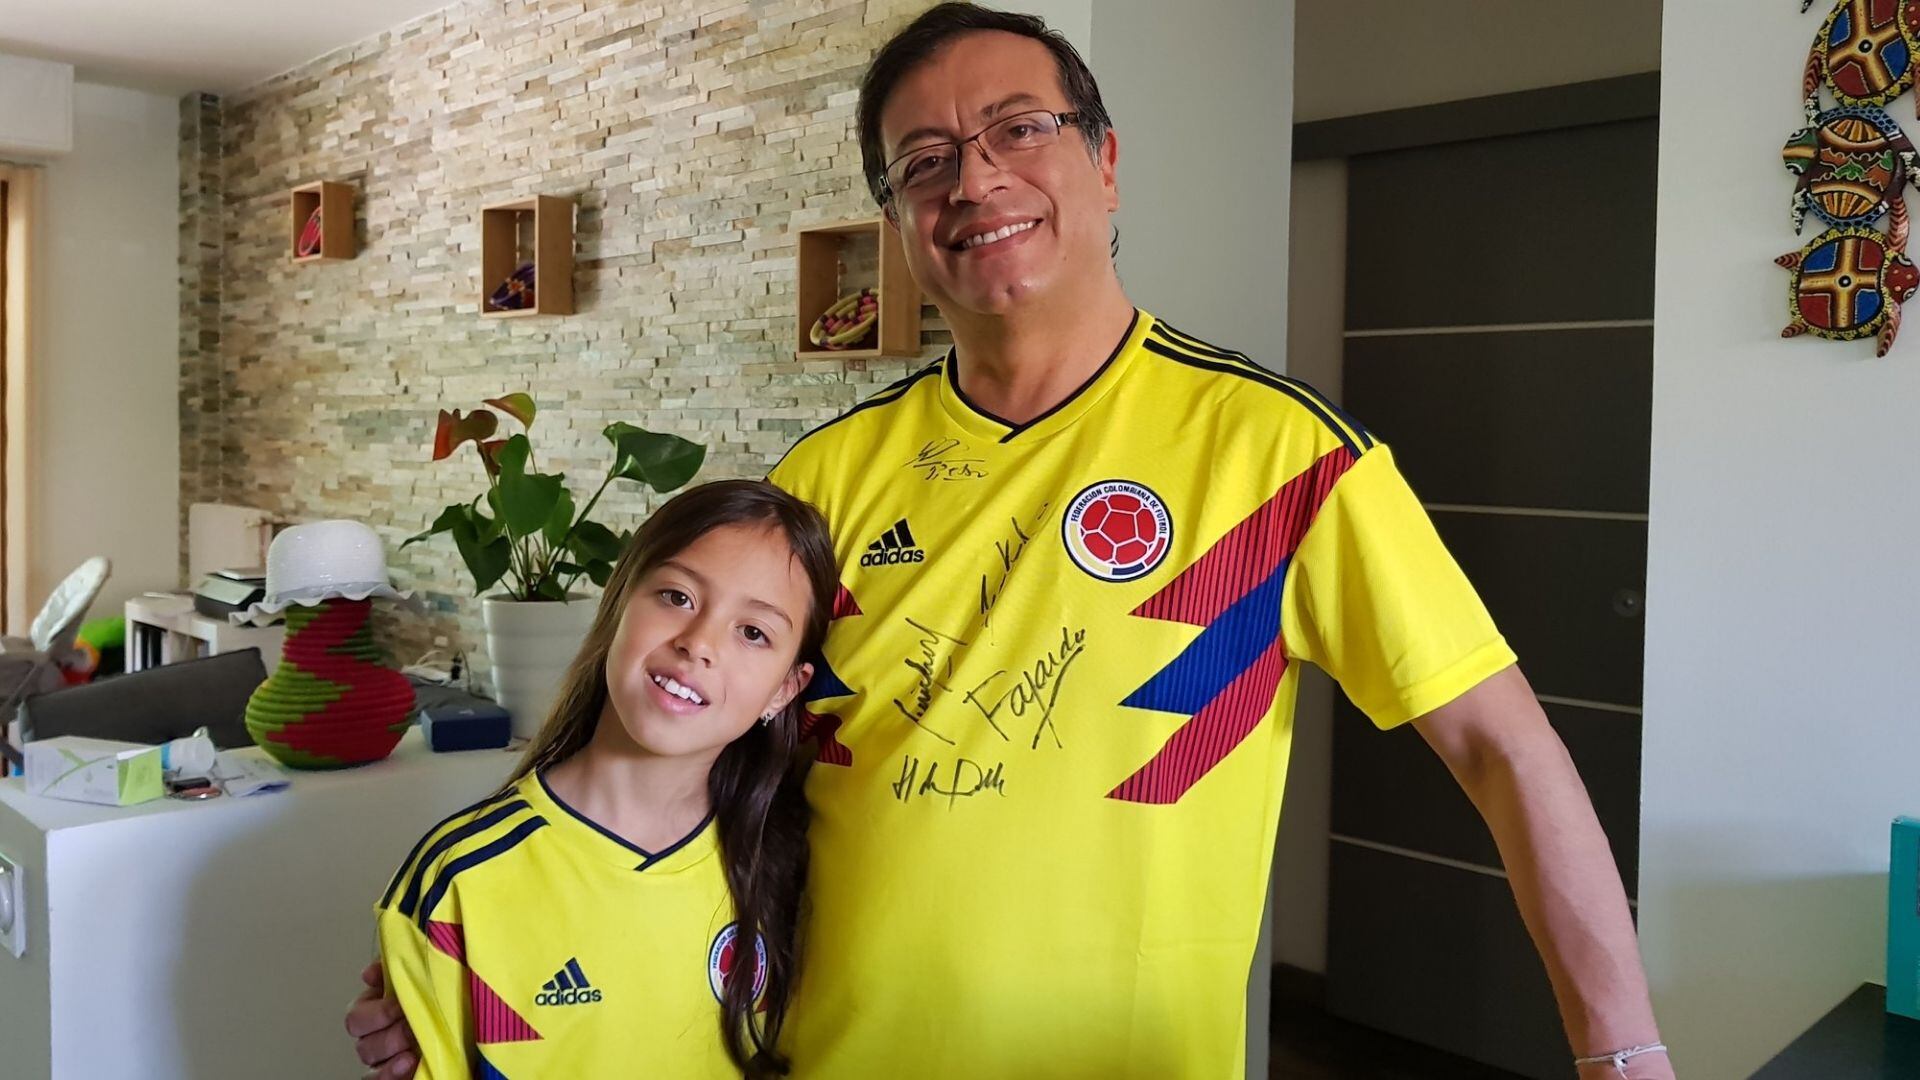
[759,710,776,727]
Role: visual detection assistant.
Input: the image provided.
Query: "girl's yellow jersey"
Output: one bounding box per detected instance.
[376,772,759,1079]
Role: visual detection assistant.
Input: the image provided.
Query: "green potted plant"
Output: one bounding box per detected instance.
[405,393,703,734]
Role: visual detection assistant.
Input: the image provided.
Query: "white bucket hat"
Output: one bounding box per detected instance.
[234,520,420,624]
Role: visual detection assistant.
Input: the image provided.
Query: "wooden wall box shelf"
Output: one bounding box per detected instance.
[481,194,575,317]
[290,180,354,263]
[794,217,921,358]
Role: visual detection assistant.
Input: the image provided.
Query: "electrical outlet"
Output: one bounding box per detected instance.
[0,851,24,958]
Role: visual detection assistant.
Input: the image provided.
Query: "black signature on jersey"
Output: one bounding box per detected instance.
[962,625,1088,750]
[891,617,971,745]
[904,438,989,482]
[892,753,1008,807]
[978,502,1052,629]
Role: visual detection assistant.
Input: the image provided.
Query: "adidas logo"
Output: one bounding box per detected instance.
[534,958,604,1006]
[859,518,927,567]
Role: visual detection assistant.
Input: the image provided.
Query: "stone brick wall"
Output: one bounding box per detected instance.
[178,91,224,579]
[180,0,944,684]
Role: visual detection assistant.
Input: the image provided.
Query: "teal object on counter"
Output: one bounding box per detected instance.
[1890,817,1920,1020]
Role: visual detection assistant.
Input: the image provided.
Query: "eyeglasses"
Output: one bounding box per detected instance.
[880,110,1082,207]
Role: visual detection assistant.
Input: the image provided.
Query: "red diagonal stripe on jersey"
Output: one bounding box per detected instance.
[800,581,861,767]
[1132,447,1354,627]
[425,920,465,961]
[1107,638,1288,804]
[470,971,541,1044]
[832,584,861,619]
[799,712,852,765]
[1111,446,1355,804]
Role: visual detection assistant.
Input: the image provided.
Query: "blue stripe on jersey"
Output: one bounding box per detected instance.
[415,816,550,930]
[1122,563,1287,715]
[397,799,534,920]
[801,657,854,702]
[566,958,589,988]
[1141,339,1364,459]
[1149,322,1375,450]
[478,1051,510,1080]
[379,788,520,911]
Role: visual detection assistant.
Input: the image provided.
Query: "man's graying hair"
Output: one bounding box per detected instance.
[857,3,1114,209]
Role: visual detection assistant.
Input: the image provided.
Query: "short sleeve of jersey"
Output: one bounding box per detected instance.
[377,875,473,1079]
[1280,444,1516,728]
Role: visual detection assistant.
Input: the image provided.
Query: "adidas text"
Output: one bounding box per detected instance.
[859,548,926,567]
[536,987,604,1007]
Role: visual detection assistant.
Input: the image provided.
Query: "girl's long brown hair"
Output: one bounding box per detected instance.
[508,479,836,1077]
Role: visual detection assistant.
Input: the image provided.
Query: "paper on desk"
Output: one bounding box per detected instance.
[212,751,289,797]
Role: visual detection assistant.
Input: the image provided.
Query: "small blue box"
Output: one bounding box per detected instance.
[1889,817,1920,1019]
[419,702,513,752]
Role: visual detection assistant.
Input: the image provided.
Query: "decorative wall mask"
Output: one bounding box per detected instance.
[1787,1,1920,353]
[1779,198,1920,354]
[1783,105,1918,230]
[1804,0,1920,110]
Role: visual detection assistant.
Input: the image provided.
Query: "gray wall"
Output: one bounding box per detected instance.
[1639,1,1920,1075]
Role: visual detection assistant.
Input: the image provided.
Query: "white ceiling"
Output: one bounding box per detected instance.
[0,0,457,95]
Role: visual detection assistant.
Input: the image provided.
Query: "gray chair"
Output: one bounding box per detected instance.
[19,648,266,751]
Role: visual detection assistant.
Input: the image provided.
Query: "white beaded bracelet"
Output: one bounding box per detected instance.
[1573,1042,1668,1076]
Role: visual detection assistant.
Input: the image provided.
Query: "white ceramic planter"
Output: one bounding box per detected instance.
[482,594,596,738]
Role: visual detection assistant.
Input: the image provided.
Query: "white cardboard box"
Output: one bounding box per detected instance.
[23,737,163,806]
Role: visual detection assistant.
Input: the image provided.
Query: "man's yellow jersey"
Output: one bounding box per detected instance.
[769,310,1515,1078]
[376,771,763,1079]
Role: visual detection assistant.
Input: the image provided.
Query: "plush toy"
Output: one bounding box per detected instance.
[62,616,126,683]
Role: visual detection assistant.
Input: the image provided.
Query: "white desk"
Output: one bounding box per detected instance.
[0,729,517,1079]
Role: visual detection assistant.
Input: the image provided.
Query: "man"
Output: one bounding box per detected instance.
[353,5,1673,1077]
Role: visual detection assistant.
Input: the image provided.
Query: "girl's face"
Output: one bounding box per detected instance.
[603,523,815,761]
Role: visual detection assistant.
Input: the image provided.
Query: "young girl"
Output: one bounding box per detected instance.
[375,480,836,1079]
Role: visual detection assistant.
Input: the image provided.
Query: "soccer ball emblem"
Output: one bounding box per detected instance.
[1062,481,1172,582]
[708,922,768,1003]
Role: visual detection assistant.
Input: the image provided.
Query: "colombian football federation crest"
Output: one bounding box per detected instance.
[707,922,768,1004]
[1061,481,1172,583]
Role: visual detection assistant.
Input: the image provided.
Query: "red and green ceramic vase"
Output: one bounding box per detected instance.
[244,598,415,769]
